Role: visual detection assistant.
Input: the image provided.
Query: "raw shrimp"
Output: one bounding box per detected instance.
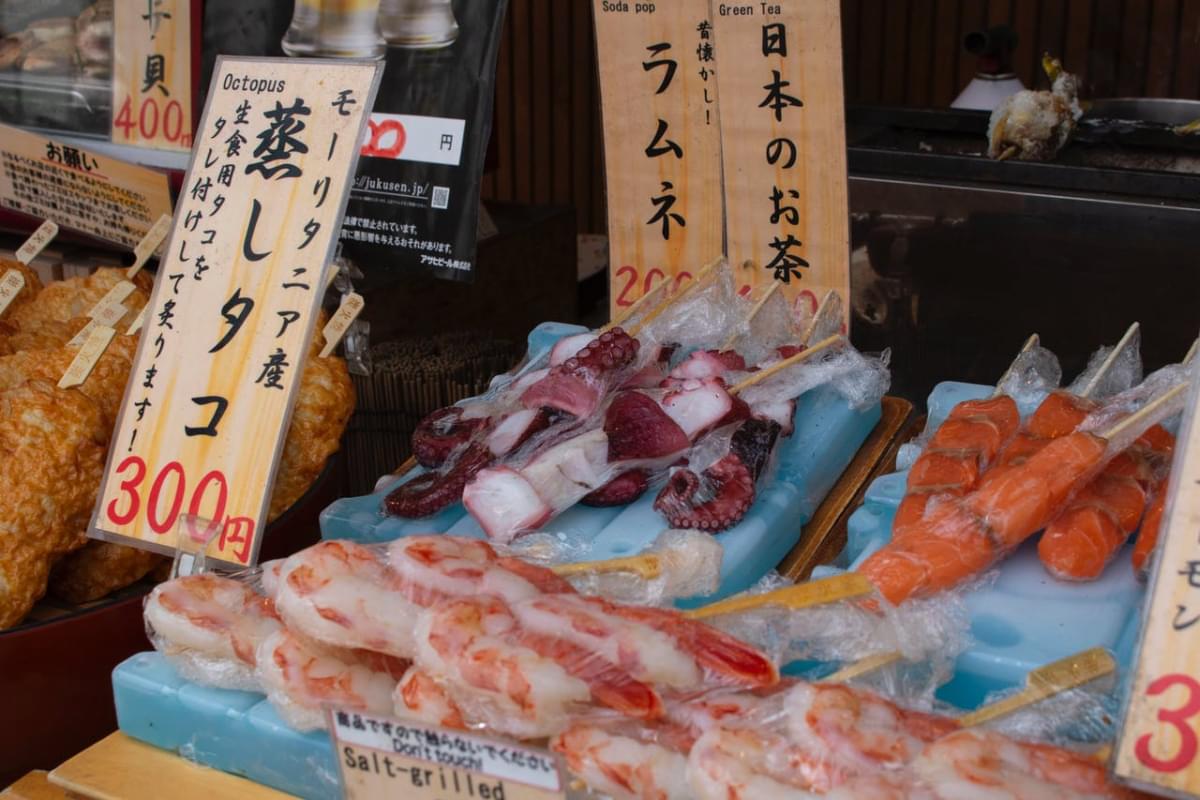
[413,596,663,738]
[686,727,838,799]
[258,558,285,598]
[394,667,466,730]
[551,722,691,800]
[784,682,959,775]
[386,535,572,606]
[894,397,1020,536]
[144,573,281,691]
[913,729,1130,799]
[257,628,406,731]
[275,540,422,659]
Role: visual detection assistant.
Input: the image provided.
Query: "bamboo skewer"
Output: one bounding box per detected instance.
[551,553,663,581]
[825,651,904,683]
[627,258,723,338]
[720,283,781,351]
[727,334,845,396]
[800,290,841,346]
[989,333,1040,399]
[604,280,669,332]
[957,647,1116,727]
[683,573,874,620]
[1078,322,1140,400]
[1100,382,1189,443]
[1184,337,1199,365]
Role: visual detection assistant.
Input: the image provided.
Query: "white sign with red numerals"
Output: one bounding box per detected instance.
[360,113,466,166]
[1115,369,1200,797]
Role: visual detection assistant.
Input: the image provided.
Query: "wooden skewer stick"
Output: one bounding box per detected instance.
[684,573,874,620]
[1101,382,1189,443]
[989,333,1040,399]
[551,553,663,581]
[627,258,724,338]
[1078,322,1140,400]
[1184,337,1199,365]
[727,334,845,396]
[720,283,782,350]
[957,647,1116,728]
[604,279,669,332]
[825,651,904,683]
[801,290,842,346]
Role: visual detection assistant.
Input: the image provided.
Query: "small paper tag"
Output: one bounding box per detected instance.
[15,220,58,265]
[66,319,97,349]
[93,301,128,329]
[89,280,136,318]
[319,292,365,357]
[125,304,149,336]
[331,710,565,800]
[0,269,26,318]
[127,213,172,278]
[59,324,116,388]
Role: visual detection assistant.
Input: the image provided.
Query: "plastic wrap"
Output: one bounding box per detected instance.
[973,680,1120,747]
[1065,333,1143,401]
[738,345,890,413]
[143,573,281,692]
[638,269,749,356]
[256,628,407,732]
[510,528,724,606]
[728,286,799,367]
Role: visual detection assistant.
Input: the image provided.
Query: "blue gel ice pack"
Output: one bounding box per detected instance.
[813,381,1146,710]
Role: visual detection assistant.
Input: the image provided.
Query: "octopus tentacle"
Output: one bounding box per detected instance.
[412,407,487,469]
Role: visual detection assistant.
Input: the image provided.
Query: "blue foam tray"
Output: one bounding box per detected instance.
[321,322,882,605]
[813,381,1146,710]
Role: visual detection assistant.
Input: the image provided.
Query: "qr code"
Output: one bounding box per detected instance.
[431,186,450,209]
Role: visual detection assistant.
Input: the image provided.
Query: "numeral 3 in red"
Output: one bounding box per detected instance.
[1135,673,1200,773]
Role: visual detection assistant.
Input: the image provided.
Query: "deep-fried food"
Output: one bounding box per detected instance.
[0,380,107,627]
[8,267,151,333]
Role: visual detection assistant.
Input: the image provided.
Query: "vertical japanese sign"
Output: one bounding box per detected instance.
[0,123,172,249]
[90,57,382,568]
[711,0,849,323]
[112,0,194,152]
[594,0,724,315]
[1116,372,1200,797]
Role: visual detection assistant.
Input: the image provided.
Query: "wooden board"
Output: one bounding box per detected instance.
[111,0,194,152]
[49,734,293,800]
[711,0,850,323]
[1,772,68,800]
[1115,373,1200,797]
[779,395,915,580]
[0,123,173,250]
[593,0,724,315]
[90,57,382,568]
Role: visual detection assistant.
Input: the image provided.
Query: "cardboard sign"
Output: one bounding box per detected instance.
[90,56,382,568]
[594,0,724,315]
[0,270,25,318]
[1115,372,1200,796]
[331,710,565,800]
[711,0,850,323]
[112,0,194,152]
[0,123,173,250]
[15,220,59,265]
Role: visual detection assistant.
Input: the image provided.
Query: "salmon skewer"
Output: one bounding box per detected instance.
[893,335,1043,536]
[1038,424,1173,581]
[860,379,1189,605]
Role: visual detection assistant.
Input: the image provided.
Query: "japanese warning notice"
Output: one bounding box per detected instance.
[0,122,173,249]
[90,56,382,568]
[594,0,724,315]
[711,0,849,324]
[1115,372,1200,797]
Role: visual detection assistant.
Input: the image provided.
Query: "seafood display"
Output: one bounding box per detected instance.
[988,54,1082,162]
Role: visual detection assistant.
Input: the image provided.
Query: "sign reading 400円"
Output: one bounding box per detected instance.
[89,57,382,568]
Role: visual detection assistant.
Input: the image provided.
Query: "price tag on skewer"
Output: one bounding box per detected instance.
[0,269,25,319]
[331,709,566,800]
[125,304,149,336]
[68,302,128,348]
[127,213,172,278]
[319,292,365,357]
[89,280,136,318]
[59,324,116,389]
[15,220,58,266]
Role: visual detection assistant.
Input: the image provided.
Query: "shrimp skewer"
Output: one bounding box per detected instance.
[145,573,281,691]
[257,628,407,731]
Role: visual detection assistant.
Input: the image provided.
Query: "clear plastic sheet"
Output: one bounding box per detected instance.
[974,679,1121,747]
[737,346,890,413]
[638,268,750,356]
[1065,334,1143,401]
[728,286,799,367]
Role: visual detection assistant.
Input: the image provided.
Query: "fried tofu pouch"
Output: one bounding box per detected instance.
[0,380,108,627]
[7,267,151,331]
[49,349,354,605]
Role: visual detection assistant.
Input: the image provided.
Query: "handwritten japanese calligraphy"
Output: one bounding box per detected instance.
[91,57,382,568]
[112,0,192,151]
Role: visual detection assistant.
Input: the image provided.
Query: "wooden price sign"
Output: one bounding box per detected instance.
[112,0,195,152]
[332,709,566,800]
[711,0,850,324]
[89,56,382,568]
[594,0,724,315]
[1115,370,1200,797]
[0,123,172,250]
